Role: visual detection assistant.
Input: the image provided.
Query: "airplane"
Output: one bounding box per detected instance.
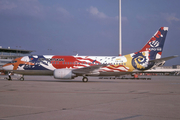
[2,27,178,82]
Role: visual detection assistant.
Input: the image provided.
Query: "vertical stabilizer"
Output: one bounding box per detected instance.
[139,27,168,60]
[131,27,168,70]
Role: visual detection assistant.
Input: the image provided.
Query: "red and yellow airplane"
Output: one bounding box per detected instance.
[3,27,177,82]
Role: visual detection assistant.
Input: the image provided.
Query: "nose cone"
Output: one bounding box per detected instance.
[2,63,14,70]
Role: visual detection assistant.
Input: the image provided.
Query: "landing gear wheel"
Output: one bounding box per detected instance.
[19,77,24,81]
[82,77,88,82]
[7,77,12,81]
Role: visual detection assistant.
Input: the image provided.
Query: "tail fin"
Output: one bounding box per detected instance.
[139,27,168,60]
[131,27,168,70]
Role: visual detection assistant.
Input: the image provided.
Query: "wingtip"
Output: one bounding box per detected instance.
[173,55,178,58]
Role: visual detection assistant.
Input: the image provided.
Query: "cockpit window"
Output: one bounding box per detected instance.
[11,60,17,63]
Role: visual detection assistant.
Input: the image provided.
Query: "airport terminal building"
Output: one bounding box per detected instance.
[0,47,33,70]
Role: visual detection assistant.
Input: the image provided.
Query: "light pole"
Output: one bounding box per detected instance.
[119,0,122,56]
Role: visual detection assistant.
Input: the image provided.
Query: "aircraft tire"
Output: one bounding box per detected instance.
[20,77,24,81]
[82,77,88,82]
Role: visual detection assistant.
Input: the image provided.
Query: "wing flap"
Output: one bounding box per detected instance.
[72,64,107,74]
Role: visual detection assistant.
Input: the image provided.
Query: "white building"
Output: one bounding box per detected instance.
[0,47,33,70]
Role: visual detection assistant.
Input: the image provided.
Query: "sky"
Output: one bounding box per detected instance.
[0,0,180,65]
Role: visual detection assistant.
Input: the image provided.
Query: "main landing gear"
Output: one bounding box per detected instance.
[82,77,88,82]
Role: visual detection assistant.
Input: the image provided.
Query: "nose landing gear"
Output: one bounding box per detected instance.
[19,76,24,81]
[5,73,24,81]
[8,72,12,81]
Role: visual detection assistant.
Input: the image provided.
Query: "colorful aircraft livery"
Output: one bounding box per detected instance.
[2,27,176,82]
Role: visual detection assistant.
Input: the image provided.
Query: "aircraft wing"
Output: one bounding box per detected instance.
[149,55,178,63]
[72,64,107,74]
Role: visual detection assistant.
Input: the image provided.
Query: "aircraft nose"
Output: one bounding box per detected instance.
[2,63,14,70]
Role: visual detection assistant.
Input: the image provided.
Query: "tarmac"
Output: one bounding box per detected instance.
[0,75,180,120]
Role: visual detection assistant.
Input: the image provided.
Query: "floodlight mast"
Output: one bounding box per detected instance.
[119,0,122,56]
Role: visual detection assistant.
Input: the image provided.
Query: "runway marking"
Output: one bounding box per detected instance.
[0,104,45,109]
[115,115,142,120]
[171,83,180,84]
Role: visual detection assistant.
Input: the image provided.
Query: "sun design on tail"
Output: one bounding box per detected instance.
[132,52,150,70]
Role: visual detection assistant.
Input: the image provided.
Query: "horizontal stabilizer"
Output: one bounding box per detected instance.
[149,55,178,63]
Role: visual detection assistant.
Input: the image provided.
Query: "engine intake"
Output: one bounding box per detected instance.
[54,69,76,79]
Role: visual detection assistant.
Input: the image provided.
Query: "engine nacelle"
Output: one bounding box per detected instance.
[54,69,76,79]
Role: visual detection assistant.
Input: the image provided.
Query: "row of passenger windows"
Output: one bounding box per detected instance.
[51,62,126,65]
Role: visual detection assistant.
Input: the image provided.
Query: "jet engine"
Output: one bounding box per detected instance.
[54,69,76,79]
